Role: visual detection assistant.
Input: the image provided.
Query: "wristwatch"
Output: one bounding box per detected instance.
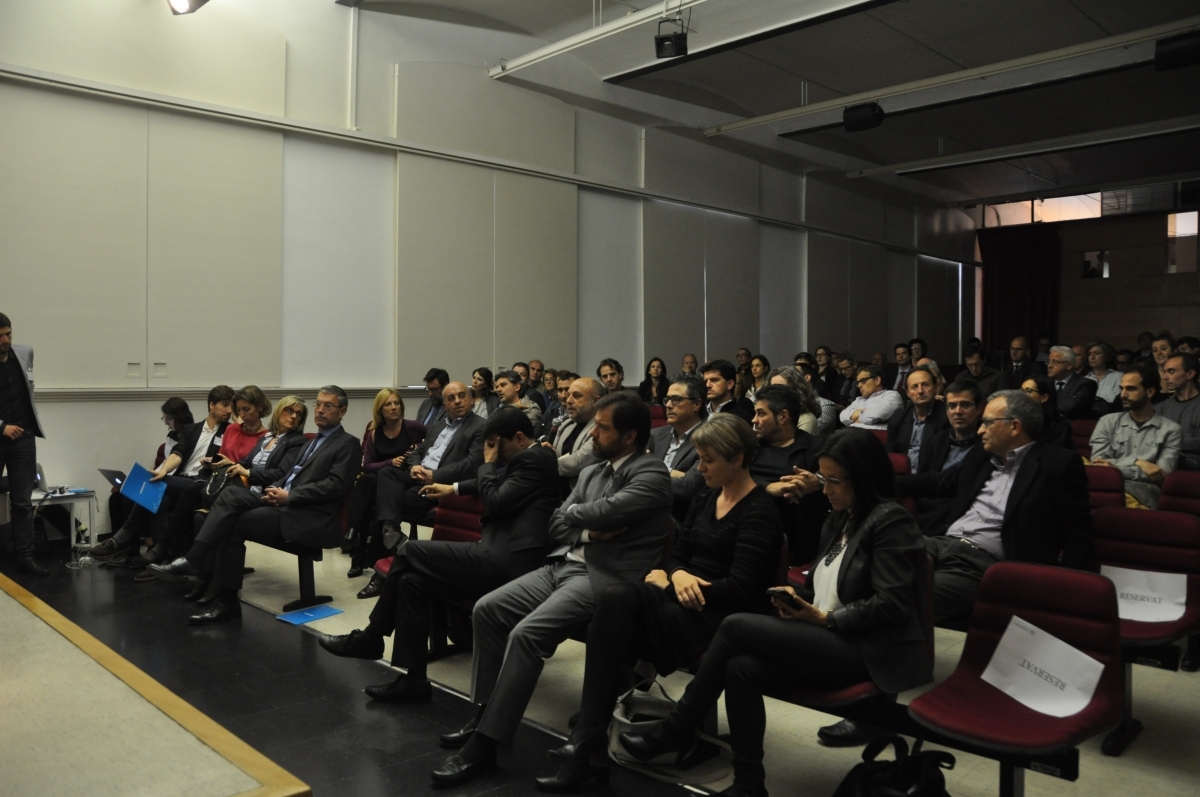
[824,613,838,630]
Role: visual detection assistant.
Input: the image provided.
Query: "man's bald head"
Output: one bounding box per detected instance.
[567,377,606,424]
[442,380,474,419]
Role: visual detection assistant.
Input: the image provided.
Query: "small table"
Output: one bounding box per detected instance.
[31,490,97,550]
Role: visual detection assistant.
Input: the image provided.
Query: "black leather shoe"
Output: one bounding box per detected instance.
[356,573,384,599]
[364,676,432,703]
[196,590,219,607]
[347,565,364,578]
[188,599,241,626]
[430,752,494,788]
[319,629,384,660]
[547,742,577,761]
[816,719,880,747]
[618,721,695,762]
[381,523,408,551]
[16,557,50,577]
[183,583,207,601]
[149,557,201,583]
[440,713,482,749]
[535,739,609,793]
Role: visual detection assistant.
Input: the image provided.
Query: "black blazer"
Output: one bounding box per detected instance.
[171,420,231,474]
[458,444,559,553]
[1055,373,1098,421]
[409,412,486,484]
[883,364,912,394]
[415,397,447,427]
[917,430,980,475]
[797,502,932,695]
[886,402,949,460]
[718,397,755,422]
[270,427,361,547]
[898,442,1093,569]
[996,359,1044,391]
[239,430,307,487]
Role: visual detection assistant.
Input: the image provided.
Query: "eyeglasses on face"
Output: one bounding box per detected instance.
[314,402,339,411]
[979,416,1014,428]
[663,395,695,405]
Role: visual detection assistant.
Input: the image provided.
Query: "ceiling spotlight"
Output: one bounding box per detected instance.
[655,18,688,59]
[843,102,886,132]
[169,0,211,14]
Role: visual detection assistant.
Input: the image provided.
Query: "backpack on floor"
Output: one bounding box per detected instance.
[832,735,955,797]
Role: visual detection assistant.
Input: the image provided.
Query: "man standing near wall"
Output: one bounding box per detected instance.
[0,313,48,576]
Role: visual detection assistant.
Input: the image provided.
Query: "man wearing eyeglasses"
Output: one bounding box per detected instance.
[647,375,706,519]
[997,336,1043,391]
[1045,345,1096,420]
[895,389,1092,625]
[417,368,450,427]
[838,365,904,430]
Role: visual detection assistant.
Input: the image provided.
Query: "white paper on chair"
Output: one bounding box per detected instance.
[980,616,1105,718]
[1100,566,1187,623]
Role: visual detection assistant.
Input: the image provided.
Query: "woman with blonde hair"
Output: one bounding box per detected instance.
[346,389,428,583]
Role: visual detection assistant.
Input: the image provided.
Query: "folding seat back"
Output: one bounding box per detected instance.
[1159,471,1200,518]
[1071,419,1097,458]
[1085,465,1125,509]
[431,494,485,543]
[1092,507,1200,577]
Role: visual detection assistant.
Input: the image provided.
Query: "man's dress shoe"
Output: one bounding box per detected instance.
[319,629,384,660]
[188,599,241,626]
[16,558,49,577]
[364,676,432,703]
[430,752,494,788]
[148,557,200,583]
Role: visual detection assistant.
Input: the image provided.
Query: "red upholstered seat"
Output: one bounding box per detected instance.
[373,495,485,575]
[870,429,888,446]
[1159,471,1200,518]
[1085,465,1125,509]
[908,562,1123,754]
[1071,419,1097,458]
[888,453,910,476]
[648,405,666,420]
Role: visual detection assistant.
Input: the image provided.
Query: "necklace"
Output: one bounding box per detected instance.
[824,521,851,566]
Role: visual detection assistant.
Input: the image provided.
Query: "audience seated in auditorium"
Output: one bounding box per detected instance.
[909,380,984,533]
[646,375,706,520]
[527,360,547,401]
[319,408,559,703]
[870,352,886,368]
[1177,336,1200,355]
[1158,353,1200,470]
[495,370,543,426]
[470,368,501,419]
[745,354,770,402]
[1151,334,1176,375]
[793,351,815,369]
[895,389,1092,626]
[834,354,860,407]
[431,393,672,788]
[766,365,830,435]
[540,368,561,418]
[1089,363,1182,508]
[814,345,840,399]
[1136,331,1155,361]
[538,371,574,439]
[886,366,948,474]
[996,336,1042,390]
[595,358,626,393]
[1086,341,1122,410]
[108,397,196,537]
[1046,345,1097,420]
[702,359,755,422]
[736,347,753,374]
[549,377,606,493]
[884,343,913,393]
[620,429,932,777]
[961,347,999,399]
[680,353,698,376]
[539,414,784,792]
[1022,375,1073,449]
[839,365,903,430]
[418,368,450,427]
[511,363,546,413]
[150,387,361,625]
[636,357,669,406]
[909,337,928,364]
[89,385,235,562]
[345,389,427,578]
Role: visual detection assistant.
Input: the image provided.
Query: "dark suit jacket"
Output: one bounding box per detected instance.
[409,413,486,484]
[171,420,232,474]
[240,431,307,487]
[271,427,361,547]
[718,397,755,422]
[416,397,447,427]
[883,364,912,394]
[1055,373,1098,420]
[797,502,932,695]
[647,424,700,474]
[886,402,949,462]
[996,359,1044,391]
[963,366,1000,400]
[457,445,559,553]
[548,452,673,592]
[917,431,980,475]
[898,442,1093,570]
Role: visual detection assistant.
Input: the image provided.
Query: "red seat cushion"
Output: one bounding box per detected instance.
[374,556,393,576]
[870,429,888,446]
[1071,419,1097,454]
[1086,465,1125,509]
[888,453,910,476]
[1159,471,1200,518]
[430,495,484,544]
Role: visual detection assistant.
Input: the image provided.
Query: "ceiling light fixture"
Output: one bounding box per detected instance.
[655,16,689,59]
[169,0,211,14]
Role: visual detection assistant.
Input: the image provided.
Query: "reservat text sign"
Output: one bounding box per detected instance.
[981,616,1104,718]
[1100,566,1187,623]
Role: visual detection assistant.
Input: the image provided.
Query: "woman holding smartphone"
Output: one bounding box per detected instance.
[619,429,931,797]
[536,414,782,792]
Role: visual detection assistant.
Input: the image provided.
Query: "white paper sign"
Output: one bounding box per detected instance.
[981,616,1105,718]
[1101,566,1187,623]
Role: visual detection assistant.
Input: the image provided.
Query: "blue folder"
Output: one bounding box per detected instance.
[276,605,343,625]
[120,463,167,513]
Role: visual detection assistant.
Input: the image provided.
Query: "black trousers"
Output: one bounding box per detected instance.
[367,540,547,681]
[118,474,197,542]
[374,467,435,525]
[346,472,391,567]
[0,433,36,558]
[672,614,868,783]
[192,485,284,591]
[924,535,998,625]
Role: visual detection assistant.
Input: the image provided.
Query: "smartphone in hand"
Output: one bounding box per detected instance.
[766,587,805,611]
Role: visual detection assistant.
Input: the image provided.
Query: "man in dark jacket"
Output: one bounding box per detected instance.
[886,366,949,474]
[318,408,559,702]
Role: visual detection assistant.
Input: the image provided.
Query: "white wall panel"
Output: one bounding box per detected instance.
[282,137,395,389]
[760,165,802,223]
[845,242,889,360]
[759,225,807,366]
[642,128,759,215]
[705,213,760,361]
[146,111,283,389]
[643,200,706,364]
[916,256,962,365]
[0,84,148,388]
[578,190,642,379]
[886,252,918,351]
[806,177,886,243]
[575,110,641,187]
[495,173,578,372]
[805,233,850,352]
[395,154,494,386]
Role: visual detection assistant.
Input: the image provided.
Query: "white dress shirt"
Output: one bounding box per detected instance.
[838,390,904,430]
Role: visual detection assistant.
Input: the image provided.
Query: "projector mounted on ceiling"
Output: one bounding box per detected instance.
[655,15,689,59]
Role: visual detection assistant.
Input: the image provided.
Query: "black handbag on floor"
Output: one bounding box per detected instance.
[832,735,954,797]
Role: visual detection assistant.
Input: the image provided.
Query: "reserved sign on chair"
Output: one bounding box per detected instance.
[981,616,1104,718]
[1100,566,1187,623]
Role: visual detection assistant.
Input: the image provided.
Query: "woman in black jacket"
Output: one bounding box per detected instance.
[535,413,783,792]
[637,357,670,405]
[619,429,931,797]
[1022,375,1073,449]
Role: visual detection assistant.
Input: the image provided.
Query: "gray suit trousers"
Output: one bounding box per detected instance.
[471,559,594,744]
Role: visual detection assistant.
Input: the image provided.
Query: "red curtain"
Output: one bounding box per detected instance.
[977,224,1061,354]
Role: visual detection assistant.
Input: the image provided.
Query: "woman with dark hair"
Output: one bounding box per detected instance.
[1021,375,1073,448]
[471,367,501,418]
[745,355,770,402]
[637,357,669,405]
[813,345,840,400]
[618,429,931,797]
[535,414,783,792]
